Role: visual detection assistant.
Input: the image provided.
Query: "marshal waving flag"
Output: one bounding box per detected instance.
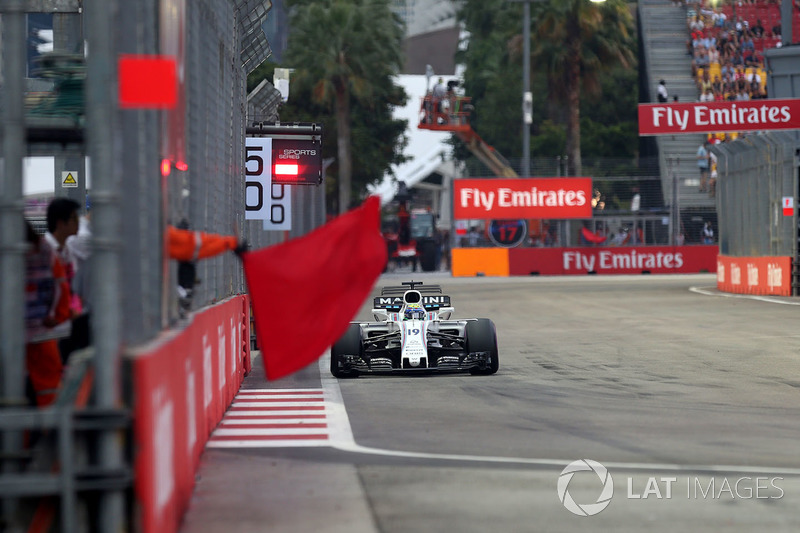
[638,99,800,135]
[241,196,387,380]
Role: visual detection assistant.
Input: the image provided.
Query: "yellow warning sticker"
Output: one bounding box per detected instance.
[62,171,78,188]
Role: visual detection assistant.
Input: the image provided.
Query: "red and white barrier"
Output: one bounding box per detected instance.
[507,245,718,275]
[130,295,250,533]
[716,255,792,296]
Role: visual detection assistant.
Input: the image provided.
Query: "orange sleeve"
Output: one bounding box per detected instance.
[167,226,238,261]
[51,256,72,325]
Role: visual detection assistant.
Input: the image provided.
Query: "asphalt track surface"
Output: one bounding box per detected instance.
[181,273,800,532]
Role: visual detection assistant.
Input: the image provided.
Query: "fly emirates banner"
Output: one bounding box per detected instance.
[454,177,593,220]
[638,98,800,135]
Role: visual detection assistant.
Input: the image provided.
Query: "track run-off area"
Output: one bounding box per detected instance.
[181,273,800,533]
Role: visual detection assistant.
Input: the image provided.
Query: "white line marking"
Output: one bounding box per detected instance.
[232,394,325,400]
[318,354,800,475]
[690,286,800,305]
[231,401,324,408]
[205,385,332,448]
[220,418,327,426]
[207,440,328,448]
[320,354,358,449]
[238,388,324,394]
[212,428,328,437]
[223,405,325,420]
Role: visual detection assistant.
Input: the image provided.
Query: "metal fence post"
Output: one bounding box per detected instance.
[84,0,126,530]
[1,2,29,527]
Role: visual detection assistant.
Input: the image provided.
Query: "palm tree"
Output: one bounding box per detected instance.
[286,0,405,213]
[528,0,634,176]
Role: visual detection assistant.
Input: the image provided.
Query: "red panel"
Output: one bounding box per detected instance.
[453,178,592,220]
[132,295,249,533]
[639,99,800,136]
[716,255,792,296]
[118,55,177,108]
[508,246,718,275]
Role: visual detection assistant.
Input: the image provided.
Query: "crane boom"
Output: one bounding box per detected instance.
[418,94,518,178]
[454,128,518,178]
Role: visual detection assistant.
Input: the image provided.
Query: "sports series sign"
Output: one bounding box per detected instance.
[638,99,800,135]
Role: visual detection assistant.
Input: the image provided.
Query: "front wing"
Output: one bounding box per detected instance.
[334,320,491,374]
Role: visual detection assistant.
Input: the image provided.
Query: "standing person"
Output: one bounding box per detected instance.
[442,230,451,271]
[25,221,72,407]
[433,228,443,271]
[702,221,714,244]
[432,77,447,122]
[45,198,91,363]
[467,226,479,247]
[657,79,669,102]
[697,140,711,192]
[708,150,718,197]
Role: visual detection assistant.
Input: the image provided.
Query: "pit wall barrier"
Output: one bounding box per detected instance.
[452,246,718,276]
[128,295,251,533]
[716,255,792,296]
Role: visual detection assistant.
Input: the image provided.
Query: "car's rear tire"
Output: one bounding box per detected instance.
[331,324,362,378]
[466,318,499,375]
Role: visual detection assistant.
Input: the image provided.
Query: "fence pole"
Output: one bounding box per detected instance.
[0,2,29,528]
[85,0,126,530]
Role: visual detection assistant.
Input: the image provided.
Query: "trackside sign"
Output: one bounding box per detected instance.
[716,255,791,296]
[454,178,593,220]
[506,246,717,276]
[638,99,800,135]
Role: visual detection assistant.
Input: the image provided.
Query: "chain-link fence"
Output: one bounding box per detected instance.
[2,1,328,528]
[160,1,325,330]
[714,131,799,259]
[461,155,662,179]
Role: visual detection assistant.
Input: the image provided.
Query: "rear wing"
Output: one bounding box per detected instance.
[380,281,442,296]
[372,294,451,311]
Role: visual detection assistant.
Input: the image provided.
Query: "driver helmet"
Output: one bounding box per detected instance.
[404,304,426,321]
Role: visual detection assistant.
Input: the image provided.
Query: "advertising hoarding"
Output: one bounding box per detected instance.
[454,178,593,220]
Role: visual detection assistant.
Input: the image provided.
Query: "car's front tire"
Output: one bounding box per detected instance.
[466,318,499,375]
[331,324,362,378]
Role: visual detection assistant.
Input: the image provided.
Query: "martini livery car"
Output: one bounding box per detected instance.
[330,281,499,377]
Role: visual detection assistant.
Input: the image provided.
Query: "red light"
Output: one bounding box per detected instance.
[175,161,188,171]
[274,163,299,176]
[161,159,171,177]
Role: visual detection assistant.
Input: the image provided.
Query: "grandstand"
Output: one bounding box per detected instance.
[640,0,710,213]
[639,0,797,228]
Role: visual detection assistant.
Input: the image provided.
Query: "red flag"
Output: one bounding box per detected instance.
[580,226,607,244]
[242,196,387,380]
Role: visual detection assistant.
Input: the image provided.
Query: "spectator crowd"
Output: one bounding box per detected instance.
[683,0,796,144]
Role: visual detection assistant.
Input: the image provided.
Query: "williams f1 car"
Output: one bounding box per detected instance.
[330,281,499,377]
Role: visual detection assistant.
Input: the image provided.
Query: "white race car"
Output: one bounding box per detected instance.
[330,281,499,377]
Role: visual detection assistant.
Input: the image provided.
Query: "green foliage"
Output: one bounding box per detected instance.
[531,119,566,156]
[269,63,409,211]
[580,66,639,159]
[455,0,524,160]
[456,0,638,171]
[274,0,407,213]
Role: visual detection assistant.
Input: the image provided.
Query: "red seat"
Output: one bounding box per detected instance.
[722,6,734,19]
